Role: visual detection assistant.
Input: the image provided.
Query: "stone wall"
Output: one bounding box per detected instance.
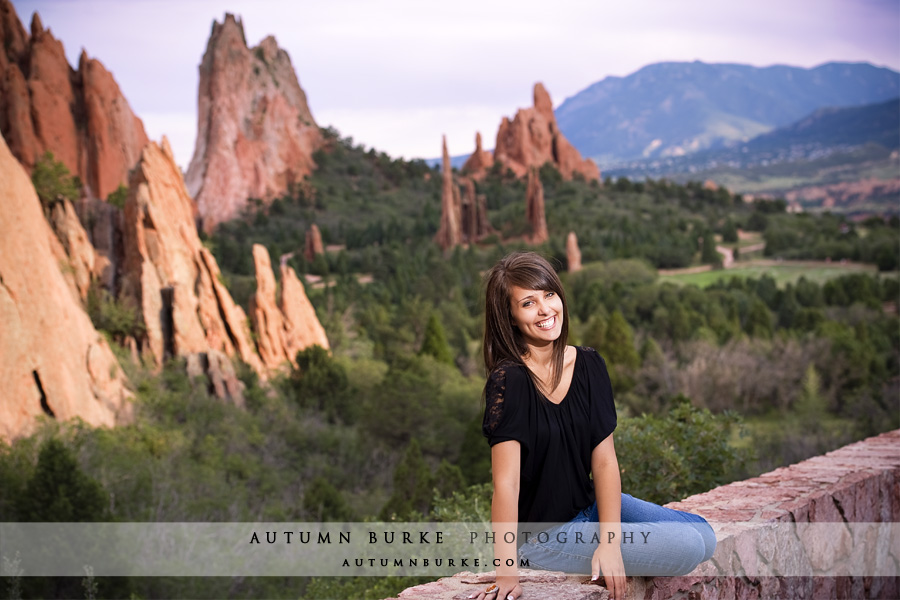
[391,429,899,599]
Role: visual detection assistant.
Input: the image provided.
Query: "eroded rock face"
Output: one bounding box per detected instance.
[460,177,494,244]
[120,139,263,376]
[461,131,494,179]
[435,135,463,251]
[489,83,599,182]
[526,168,548,244]
[566,231,582,272]
[186,14,322,232]
[0,132,131,441]
[0,1,148,199]
[280,264,330,355]
[47,198,95,301]
[249,244,291,370]
[249,244,329,370]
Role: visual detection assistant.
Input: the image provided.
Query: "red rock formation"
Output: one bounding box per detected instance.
[566,231,582,272]
[525,168,548,244]
[0,131,131,441]
[304,223,324,263]
[435,135,463,251]
[249,244,292,370]
[280,264,330,354]
[250,244,329,370]
[120,139,263,376]
[460,177,494,243]
[186,14,322,232]
[492,83,599,182]
[461,131,493,179]
[0,2,149,199]
[47,198,96,301]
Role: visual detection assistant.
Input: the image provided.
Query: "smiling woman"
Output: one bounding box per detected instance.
[473,252,717,600]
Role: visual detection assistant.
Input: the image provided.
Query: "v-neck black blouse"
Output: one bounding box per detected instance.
[482,346,617,523]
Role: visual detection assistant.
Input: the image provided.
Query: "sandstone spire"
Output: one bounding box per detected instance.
[280,264,330,355]
[461,131,494,178]
[489,83,599,182]
[186,14,322,232]
[119,139,263,376]
[566,231,582,272]
[526,168,548,245]
[434,135,463,251]
[0,0,149,199]
[304,223,324,263]
[0,132,131,440]
[250,244,330,370]
[460,177,494,243]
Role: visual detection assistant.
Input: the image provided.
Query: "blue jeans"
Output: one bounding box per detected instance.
[517,493,716,576]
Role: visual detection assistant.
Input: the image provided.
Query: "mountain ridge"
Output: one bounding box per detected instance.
[555,60,900,166]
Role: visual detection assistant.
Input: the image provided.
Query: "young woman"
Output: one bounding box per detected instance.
[471,252,715,600]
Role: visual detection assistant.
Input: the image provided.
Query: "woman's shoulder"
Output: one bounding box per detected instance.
[574,346,610,370]
[487,359,529,388]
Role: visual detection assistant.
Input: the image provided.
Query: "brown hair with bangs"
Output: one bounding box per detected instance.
[483,251,569,394]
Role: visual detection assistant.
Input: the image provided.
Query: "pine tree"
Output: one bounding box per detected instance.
[419,313,454,365]
[602,311,640,370]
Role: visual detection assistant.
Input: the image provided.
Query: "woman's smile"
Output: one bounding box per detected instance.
[509,285,564,345]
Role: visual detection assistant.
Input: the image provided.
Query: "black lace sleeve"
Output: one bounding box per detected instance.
[481,363,528,447]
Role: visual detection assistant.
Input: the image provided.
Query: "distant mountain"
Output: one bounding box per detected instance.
[555,61,900,166]
[607,97,900,179]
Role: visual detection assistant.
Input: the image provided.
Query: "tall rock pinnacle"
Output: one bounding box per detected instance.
[186,14,323,232]
[0,0,149,199]
[566,231,582,272]
[435,135,463,251]
[525,168,548,244]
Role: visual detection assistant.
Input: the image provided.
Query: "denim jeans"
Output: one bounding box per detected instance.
[517,493,717,576]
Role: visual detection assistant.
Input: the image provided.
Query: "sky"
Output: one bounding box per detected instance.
[10,0,900,169]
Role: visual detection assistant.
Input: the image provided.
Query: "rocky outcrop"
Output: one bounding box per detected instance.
[0,131,131,441]
[489,83,599,182]
[249,244,291,370]
[47,197,96,301]
[250,244,328,370]
[435,135,463,251]
[525,168,548,244]
[304,223,324,263]
[120,139,263,376]
[280,263,330,354]
[186,14,322,233]
[566,231,582,272]
[460,178,494,244]
[0,1,149,199]
[461,131,493,178]
[186,351,245,407]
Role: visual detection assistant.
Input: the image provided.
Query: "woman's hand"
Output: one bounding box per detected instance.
[469,575,522,600]
[592,543,626,600]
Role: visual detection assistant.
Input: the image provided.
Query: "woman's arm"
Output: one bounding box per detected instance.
[471,440,523,600]
[592,434,625,600]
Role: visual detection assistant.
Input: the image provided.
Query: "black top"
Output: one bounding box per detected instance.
[482,346,617,523]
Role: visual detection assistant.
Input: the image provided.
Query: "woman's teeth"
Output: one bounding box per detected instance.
[537,316,556,329]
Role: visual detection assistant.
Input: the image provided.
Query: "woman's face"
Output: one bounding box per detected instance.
[508,285,564,347]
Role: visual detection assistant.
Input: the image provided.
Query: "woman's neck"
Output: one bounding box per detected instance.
[524,342,555,371]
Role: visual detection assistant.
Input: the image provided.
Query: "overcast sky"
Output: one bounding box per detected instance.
[10,0,900,168]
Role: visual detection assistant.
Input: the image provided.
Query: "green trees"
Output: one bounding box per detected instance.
[290,345,353,422]
[31,151,81,209]
[419,313,454,365]
[17,438,108,522]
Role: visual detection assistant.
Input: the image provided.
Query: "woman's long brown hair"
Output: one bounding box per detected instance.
[482,251,570,395]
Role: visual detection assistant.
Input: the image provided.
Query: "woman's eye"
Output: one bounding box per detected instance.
[546,292,555,298]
